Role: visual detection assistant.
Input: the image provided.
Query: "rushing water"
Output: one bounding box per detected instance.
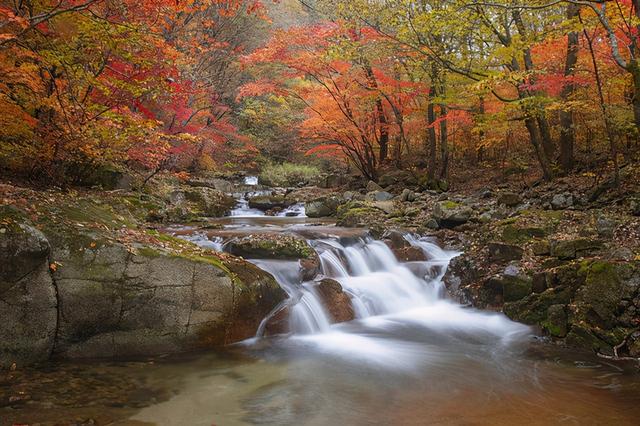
[2,215,639,425]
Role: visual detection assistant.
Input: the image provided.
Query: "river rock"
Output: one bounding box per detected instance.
[164,187,235,221]
[543,304,568,337]
[0,213,57,368]
[550,238,602,260]
[316,279,355,323]
[551,193,574,210]
[366,191,394,202]
[487,242,524,262]
[378,170,416,188]
[432,201,473,228]
[248,194,294,211]
[392,246,427,262]
[399,189,416,202]
[343,191,365,202]
[227,234,316,260]
[305,196,342,218]
[366,180,384,192]
[497,192,521,207]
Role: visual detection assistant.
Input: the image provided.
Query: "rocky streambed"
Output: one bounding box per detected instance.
[1,174,640,424]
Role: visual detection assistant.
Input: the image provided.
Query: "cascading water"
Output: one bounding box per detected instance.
[243,233,530,369]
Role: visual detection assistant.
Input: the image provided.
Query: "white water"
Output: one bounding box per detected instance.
[244,175,259,186]
[177,233,224,251]
[230,192,307,218]
[250,233,530,369]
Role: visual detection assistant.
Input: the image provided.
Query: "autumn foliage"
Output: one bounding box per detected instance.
[0,0,266,183]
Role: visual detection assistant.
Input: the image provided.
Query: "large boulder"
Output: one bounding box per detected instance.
[378,170,416,188]
[247,194,294,211]
[497,192,521,207]
[226,234,315,260]
[550,238,602,260]
[0,205,286,365]
[305,196,342,218]
[164,187,235,221]
[0,212,57,368]
[432,201,473,228]
[46,233,286,359]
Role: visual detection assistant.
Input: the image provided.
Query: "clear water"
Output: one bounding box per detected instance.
[3,217,638,426]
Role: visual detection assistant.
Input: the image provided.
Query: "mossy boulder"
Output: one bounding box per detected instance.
[550,238,603,260]
[48,237,285,359]
[248,195,294,211]
[0,211,57,368]
[306,196,342,218]
[487,242,524,262]
[432,200,473,228]
[336,201,385,228]
[226,234,315,260]
[503,286,573,325]
[501,225,546,244]
[571,261,634,329]
[542,304,568,337]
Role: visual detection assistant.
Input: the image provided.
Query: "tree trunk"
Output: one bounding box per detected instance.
[631,62,640,133]
[427,86,438,180]
[363,63,389,164]
[559,4,580,173]
[524,116,554,180]
[439,104,449,179]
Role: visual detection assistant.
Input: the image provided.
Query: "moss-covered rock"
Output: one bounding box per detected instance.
[0,210,57,368]
[572,261,632,329]
[432,200,473,228]
[501,225,546,244]
[227,234,315,260]
[542,304,568,337]
[550,238,603,260]
[247,195,293,211]
[336,201,385,228]
[503,286,572,325]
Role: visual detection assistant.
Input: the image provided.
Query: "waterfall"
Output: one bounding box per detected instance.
[244,175,259,186]
[252,235,529,348]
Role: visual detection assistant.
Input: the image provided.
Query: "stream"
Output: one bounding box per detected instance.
[2,185,639,425]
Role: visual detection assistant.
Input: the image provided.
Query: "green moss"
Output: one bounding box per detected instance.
[441,200,460,209]
[502,225,546,243]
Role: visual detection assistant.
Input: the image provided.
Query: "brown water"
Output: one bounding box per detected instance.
[1,343,639,426]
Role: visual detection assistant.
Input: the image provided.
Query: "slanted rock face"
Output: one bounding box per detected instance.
[0,216,57,368]
[0,211,286,365]
[47,238,286,359]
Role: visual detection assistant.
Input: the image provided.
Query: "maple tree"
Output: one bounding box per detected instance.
[0,0,268,183]
[0,0,638,186]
